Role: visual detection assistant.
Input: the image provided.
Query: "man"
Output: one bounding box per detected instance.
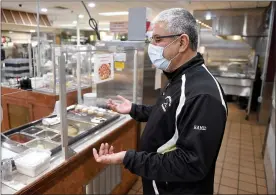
[93,8,227,194]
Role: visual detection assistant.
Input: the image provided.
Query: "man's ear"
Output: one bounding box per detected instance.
[179,34,189,53]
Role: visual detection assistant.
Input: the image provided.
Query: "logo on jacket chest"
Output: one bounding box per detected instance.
[161,96,172,112]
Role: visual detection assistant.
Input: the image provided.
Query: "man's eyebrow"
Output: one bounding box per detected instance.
[152,34,161,37]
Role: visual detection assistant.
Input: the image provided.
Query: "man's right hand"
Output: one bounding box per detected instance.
[107,95,132,114]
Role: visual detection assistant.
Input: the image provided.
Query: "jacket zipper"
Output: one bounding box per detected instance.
[162,82,171,96]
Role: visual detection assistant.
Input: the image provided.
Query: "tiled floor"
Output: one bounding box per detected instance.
[127,103,268,194]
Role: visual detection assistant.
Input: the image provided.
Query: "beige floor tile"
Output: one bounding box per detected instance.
[240,159,255,169]
[255,163,265,171]
[255,159,264,165]
[257,177,267,187]
[240,155,255,162]
[216,161,223,168]
[222,169,239,180]
[257,185,268,194]
[239,173,256,184]
[240,166,256,176]
[221,177,238,188]
[214,174,221,184]
[219,185,238,194]
[238,190,253,194]
[225,156,240,165]
[239,181,257,193]
[215,167,222,176]
[256,170,266,178]
[223,162,239,172]
[214,183,219,194]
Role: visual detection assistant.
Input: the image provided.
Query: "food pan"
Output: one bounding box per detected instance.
[21,126,43,135]
[8,133,35,144]
[36,130,58,139]
[25,139,58,150]
[51,135,73,143]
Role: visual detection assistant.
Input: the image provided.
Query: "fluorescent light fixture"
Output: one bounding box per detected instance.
[30,30,35,33]
[41,8,48,12]
[205,13,211,20]
[78,14,84,18]
[9,31,13,34]
[73,20,77,24]
[99,12,128,16]
[88,2,96,8]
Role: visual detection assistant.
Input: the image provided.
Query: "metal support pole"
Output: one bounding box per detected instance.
[36,0,41,76]
[77,18,81,46]
[133,50,138,103]
[52,45,57,94]
[28,43,32,77]
[58,54,69,160]
[77,49,82,104]
[259,2,275,102]
[76,18,82,104]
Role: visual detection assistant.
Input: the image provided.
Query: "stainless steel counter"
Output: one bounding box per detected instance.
[1,115,132,194]
[214,75,254,97]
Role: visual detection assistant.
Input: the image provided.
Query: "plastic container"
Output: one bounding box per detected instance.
[83,93,97,106]
[14,148,51,177]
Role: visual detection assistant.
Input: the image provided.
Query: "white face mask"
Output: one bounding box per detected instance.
[148,38,180,71]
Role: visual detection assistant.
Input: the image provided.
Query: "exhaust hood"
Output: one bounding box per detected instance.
[194,7,270,48]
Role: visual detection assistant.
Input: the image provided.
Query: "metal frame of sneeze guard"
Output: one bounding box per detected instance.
[57,45,139,160]
[58,52,72,160]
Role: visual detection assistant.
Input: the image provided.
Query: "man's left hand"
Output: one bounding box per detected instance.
[93,143,126,164]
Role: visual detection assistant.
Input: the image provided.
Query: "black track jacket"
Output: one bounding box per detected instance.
[123,53,228,194]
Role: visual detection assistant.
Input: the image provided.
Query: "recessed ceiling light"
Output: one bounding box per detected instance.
[30,30,35,33]
[78,14,84,18]
[73,21,77,24]
[99,12,128,16]
[88,3,96,8]
[41,8,48,12]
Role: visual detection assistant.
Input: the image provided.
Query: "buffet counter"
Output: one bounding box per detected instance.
[1,115,139,194]
[1,86,92,132]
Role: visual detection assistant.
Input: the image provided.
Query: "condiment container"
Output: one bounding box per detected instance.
[14,148,51,177]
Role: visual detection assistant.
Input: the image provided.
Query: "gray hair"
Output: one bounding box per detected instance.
[152,8,198,51]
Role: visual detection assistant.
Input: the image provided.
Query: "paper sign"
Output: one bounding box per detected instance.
[114,53,126,62]
[94,54,114,84]
[110,22,128,33]
[115,61,125,71]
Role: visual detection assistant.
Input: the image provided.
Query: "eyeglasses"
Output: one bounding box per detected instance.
[148,34,183,43]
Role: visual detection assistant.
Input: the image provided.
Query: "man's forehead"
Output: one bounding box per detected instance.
[150,22,168,36]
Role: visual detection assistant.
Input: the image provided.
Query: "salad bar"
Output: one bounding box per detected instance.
[2,105,120,156]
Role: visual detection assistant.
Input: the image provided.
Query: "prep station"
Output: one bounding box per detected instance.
[1,41,154,194]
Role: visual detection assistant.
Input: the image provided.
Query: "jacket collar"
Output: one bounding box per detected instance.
[163,52,204,81]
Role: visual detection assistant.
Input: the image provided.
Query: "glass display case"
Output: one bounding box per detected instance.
[31,45,93,94]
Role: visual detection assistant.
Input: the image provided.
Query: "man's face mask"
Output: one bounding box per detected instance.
[148,37,181,71]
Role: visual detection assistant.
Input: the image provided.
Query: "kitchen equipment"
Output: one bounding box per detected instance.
[14,148,51,177]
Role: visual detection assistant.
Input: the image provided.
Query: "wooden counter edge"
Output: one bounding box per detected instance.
[16,119,139,195]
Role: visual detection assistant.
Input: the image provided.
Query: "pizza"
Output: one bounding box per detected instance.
[98,63,111,80]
